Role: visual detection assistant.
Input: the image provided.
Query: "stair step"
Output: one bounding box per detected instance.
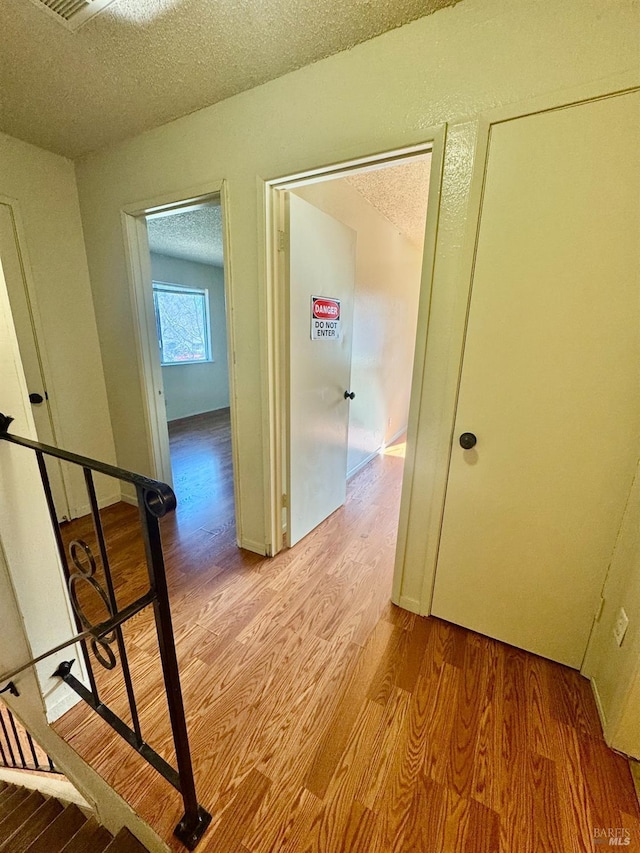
[0,785,17,807]
[60,817,112,853]
[0,797,64,853]
[103,828,149,853]
[0,790,45,837]
[0,785,30,820]
[23,803,87,853]
[0,786,151,853]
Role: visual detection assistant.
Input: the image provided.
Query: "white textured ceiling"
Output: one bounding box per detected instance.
[0,0,461,158]
[345,157,430,245]
[147,159,431,266]
[147,204,224,266]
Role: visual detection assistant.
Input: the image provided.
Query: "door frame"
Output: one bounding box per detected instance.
[121,181,244,542]
[0,194,72,519]
[263,132,447,557]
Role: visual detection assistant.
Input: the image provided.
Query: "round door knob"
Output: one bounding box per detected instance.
[29,393,44,405]
[459,432,477,450]
[344,391,355,400]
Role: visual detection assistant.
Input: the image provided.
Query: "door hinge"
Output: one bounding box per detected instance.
[594,596,605,622]
[277,230,286,252]
[281,493,288,508]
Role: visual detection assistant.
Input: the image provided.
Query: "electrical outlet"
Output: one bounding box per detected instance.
[613,607,629,647]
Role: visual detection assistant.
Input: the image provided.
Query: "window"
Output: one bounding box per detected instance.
[152,282,212,365]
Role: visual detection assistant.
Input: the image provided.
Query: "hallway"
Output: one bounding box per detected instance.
[54,440,640,852]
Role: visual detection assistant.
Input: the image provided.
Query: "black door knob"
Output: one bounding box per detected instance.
[29,393,44,405]
[459,432,477,450]
[344,391,355,400]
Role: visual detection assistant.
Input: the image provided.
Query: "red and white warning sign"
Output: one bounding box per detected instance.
[311,296,341,340]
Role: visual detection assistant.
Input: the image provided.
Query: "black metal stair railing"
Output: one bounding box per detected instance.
[0,702,59,774]
[0,413,211,850]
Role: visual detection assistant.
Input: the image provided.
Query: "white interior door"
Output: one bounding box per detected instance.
[287,193,356,546]
[0,203,70,521]
[432,92,640,668]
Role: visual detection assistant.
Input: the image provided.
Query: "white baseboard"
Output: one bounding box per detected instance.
[589,676,610,745]
[45,684,82,723]
[590,675,606,722]
[239,537,268,556]
[391,594,422,615]
[347,451,378,480]
[385,426,407,447]
[167,404,230,423]
[120,493,139,508]
[70,489,121,520]
[347,426,408,480]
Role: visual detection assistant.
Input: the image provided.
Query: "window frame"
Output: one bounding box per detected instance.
[152,280,213,367]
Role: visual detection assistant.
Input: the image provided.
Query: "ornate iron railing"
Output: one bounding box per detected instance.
[0,413,211,850]
[0,701,59,774]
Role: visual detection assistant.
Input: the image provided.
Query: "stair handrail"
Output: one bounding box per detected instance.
[0,413,211,850]
[0,414,176,516]
[0,590,155,690]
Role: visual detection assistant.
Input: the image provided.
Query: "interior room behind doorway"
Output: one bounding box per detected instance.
[146,204,234,532]
[291,155,430,482]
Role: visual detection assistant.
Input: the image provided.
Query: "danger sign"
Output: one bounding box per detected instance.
[311,296,341,340]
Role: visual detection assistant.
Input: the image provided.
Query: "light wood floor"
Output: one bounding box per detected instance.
[54,411,640,852]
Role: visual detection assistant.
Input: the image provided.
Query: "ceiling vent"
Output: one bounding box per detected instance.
[28,0,119,30]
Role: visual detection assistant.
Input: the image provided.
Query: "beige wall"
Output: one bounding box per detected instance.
[151,253,230,421]
[584,460,640,758]
[293,177,424,476]
[0,131,116,514]
[74,0,638,552]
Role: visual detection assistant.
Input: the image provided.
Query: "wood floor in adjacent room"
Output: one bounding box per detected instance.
[54,410,640,852]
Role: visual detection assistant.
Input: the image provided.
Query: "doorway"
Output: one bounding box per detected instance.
[124,193,240,542]
[0,199,71,521]
[144,202,235,535]
[270,148,434,550]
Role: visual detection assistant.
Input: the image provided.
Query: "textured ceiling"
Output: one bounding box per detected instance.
[146,158,431,267]
[345,157,431,245]
[147,204,224,267]
[0,0,461,158]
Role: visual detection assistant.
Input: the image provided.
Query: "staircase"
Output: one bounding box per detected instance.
[0,781,149,852]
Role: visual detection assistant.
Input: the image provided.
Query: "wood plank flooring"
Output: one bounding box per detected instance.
[54,411,640,852]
